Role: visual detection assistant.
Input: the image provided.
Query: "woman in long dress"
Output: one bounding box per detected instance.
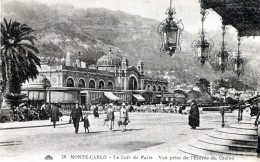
[93,105,99,118]
[119,103,129,132]
[188,100,200,129]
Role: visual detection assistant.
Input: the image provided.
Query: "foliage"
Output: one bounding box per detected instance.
[173,90,188,98]
[187,90,202,100]
[196,78,211,94]
[213,78,254,91]
[1,18,40,108]
[5,93,27,107]
[1,18,41,84]
[225,97,239,105]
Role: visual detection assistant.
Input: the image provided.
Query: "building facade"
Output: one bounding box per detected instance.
[22,50,171,109]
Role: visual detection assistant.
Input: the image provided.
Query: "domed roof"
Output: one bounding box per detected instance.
[97,49,122,67]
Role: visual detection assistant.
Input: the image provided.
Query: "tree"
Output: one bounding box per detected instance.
[195,78,215,100]
[1,18,40,109]
[5,93,28,108]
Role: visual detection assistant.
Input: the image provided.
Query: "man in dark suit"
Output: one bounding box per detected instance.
[70,103,83,133]
[50,104,60,128]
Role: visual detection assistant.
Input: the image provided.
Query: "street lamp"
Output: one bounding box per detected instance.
[42,76,50,107]
[215,25,232,73]
[192,6,214,66]
[231,36,247,77]
[158,0,184,57]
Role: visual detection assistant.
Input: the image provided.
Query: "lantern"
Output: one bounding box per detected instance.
[192,8,214,66]
[215,25,231,73]
[193,38,213,66]
[158,0,184,57]
[232,55,246,77]
[231,36,247,77]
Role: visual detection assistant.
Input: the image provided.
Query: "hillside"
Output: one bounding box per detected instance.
[2,1,259,89]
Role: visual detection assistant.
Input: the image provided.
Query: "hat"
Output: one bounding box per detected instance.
[191,100,197,104]
[109,103,113,106]
[122,103,126,106]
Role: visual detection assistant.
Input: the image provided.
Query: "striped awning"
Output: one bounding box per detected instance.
[104,92,122,101]
[133,94,145,101]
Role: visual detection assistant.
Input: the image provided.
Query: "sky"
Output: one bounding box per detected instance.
[4,0,260,42]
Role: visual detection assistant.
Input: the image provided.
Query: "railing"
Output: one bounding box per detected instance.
[219,95,260,157]
[255,101,260,157]
[220,95,260,128]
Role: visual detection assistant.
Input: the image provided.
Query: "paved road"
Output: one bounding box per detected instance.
[0,111,246,162]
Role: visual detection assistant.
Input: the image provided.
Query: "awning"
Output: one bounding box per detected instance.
[104,92,122,101]
[156,95,162,97]
[133,94,145,101]
[81,90,89,93]
[28,91,44,101]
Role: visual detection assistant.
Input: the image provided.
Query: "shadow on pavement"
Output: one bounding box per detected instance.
[194,128,214,130]
[0,143,22,147]
[0,141,22,147]
[112,128,144,132]
[0,141,22,144]
[76,130,108,134]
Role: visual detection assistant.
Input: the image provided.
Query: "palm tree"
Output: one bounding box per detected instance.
[1,18,40,109]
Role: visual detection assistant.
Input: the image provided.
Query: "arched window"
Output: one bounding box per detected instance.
[78,79,86,87]
[66,78,74,87]
[128,77,138,90]
[147,85,151,91]
[158,86,162,92]
[89,80,96,88]
[153,85,156,91]
[163,86,167,92]
[107,81,113,90]
[98,80,105,89]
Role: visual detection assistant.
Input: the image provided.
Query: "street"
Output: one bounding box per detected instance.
[0,112,243,161]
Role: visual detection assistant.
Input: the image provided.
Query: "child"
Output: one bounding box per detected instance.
[83,115,90,133]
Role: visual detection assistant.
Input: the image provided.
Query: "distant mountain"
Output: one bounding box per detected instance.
[2,1,259,89]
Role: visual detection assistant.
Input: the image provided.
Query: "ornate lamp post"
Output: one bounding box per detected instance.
[232,36,247,77]
[192,7,214,66]
[158,0,184,57]
[215,25,232,73]
[42,76,50,107]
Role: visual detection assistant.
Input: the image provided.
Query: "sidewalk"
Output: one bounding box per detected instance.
[0,116,71,130]
[0,111,106,130]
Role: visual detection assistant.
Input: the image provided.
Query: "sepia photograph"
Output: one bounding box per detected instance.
[0,0,260,162]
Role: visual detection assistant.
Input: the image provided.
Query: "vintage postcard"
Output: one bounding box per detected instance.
[0,0,259,162]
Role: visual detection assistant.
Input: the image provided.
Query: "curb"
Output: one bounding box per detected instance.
[0,122,71,130]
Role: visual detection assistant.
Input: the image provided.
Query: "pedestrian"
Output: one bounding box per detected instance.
[179,105,185,114]
[129,104,134,112]
[105,103,115,131]
[58,108,63,121]
[118,103,130,132]
[70,103,83,134]
[50,104,60,128]
[93,104,99,118]
[83,115,90,133]
[188,100,200,129]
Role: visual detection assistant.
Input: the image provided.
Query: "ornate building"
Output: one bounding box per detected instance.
[22,49,171,109]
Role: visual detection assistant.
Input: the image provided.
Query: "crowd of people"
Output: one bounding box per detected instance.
[9,103,63,122]
[89,103,188,114]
